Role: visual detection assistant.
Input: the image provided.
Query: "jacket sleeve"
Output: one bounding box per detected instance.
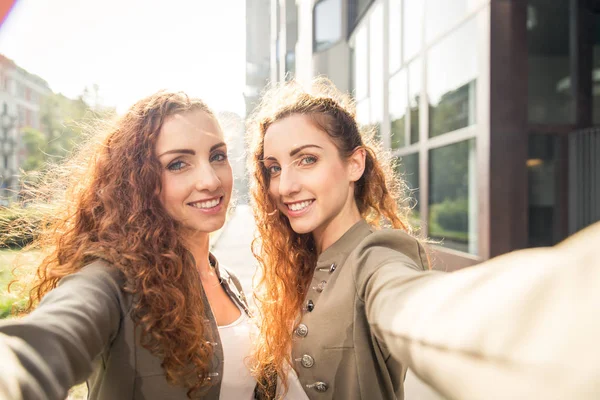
[0,260,125,400]
[357,225,600,400]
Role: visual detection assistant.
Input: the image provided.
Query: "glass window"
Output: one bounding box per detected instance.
[286,0,298,49]
[389,69,407,149]
[429,139,478,254]
[427,18,477,138]
[285,51,295,80]
[395,152,420,226]
[353,25,368,100]
[527,1,573,123]
[369,3,384,132]
[403,0,424,61]
[349,0,373,29]
[528,134,561,247]
[425,0,483,43]
[592,13,600,124]
[408,59,421,144]
[314,0,342,52]
[389,0,402,73]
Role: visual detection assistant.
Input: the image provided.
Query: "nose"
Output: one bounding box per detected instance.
[194,162,221,193]
[277,165,301,197]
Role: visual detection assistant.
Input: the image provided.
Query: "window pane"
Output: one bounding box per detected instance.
[389,0,402,73]
[285,51,295,80]
[427,18,477,138]
[389,69,407,149]
[369,3,384,130]
[395,153,420,226]
[354,25,368,100]
[527,1,573,123]
[592,14,600,124]
[528,134,560,247]
[403,0,424,61]
[429,139,478,255]
[286,0,298,49]
[408,59,421,144]
[425,0,483,43]
[349,0,373,29]
[314,0,342,52]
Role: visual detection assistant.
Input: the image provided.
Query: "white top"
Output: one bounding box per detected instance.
[218,305,256,400]
[217,303,309,400]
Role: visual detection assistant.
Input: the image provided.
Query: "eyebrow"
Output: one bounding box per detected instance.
[158,142,226,158]
[290,144,323,157]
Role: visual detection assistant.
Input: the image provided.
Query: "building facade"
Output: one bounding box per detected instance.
[246,0,272,116]
[272,0,600,270]
[0,54,51,203]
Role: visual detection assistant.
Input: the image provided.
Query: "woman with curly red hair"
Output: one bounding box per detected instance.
[0,91,261,400]
[247,78,600,399]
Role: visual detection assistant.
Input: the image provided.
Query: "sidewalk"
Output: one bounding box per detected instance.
[211,205,444,400]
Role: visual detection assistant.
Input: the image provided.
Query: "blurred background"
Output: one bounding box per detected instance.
[0,0,599,398]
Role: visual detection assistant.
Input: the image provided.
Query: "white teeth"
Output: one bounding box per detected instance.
[191,198,220,209]
[288,200,313,211]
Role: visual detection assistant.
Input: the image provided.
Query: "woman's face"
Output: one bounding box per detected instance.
[262,114,364,246]
[155,109,232,234]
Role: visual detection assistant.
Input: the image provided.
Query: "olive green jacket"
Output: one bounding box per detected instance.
[292,219,600,400]
[0,254,253,400]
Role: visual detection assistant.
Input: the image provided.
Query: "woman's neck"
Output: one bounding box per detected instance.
[183,231,212,274]
[313,199,362,254]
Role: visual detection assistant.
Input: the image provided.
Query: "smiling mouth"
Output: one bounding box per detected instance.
[286,199,314,212]
[188,197,223,209]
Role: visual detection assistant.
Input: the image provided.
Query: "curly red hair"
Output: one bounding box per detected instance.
[10,91,219,397]
[246,78,417,393]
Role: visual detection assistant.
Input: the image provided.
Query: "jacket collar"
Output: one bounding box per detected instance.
[317,219,372,264]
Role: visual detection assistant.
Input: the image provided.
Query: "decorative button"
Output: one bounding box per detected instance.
[205,372,220,381]
[295,324,308,337]
[306,381,328,392]
[300,354,314,368]
[313,280,327,293]
[329,263,337,273]
[306,299,314,312]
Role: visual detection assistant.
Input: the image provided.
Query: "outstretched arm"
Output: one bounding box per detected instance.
[360,223,600,400]
[0,261,125,400]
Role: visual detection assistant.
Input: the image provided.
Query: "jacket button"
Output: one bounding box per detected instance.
[306,300,314,312]
[295,324,308,337]
[301,355,315,368]
[306,381,328,392]
[329,263,337,273]
[313,280,327,293]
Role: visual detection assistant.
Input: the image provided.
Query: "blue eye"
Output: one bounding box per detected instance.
[211,152,227,162]
[299,155,317,165]
[267,165,281,176]
[167,160,185,171]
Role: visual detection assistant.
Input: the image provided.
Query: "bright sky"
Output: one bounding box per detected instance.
[0,0,247,116]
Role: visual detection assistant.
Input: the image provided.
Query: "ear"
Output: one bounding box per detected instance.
[347,147,366,182]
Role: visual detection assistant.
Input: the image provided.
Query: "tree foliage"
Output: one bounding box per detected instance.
[22,86,115,173]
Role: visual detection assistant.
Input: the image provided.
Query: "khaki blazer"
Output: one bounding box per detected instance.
[0,254,253,400]
[292,219,600,400]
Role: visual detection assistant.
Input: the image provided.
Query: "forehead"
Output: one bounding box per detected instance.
[156,109,223,152]
[263,114,334,156]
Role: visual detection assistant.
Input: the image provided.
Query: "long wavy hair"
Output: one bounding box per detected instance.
[7,91,219,398]
[246,78,418,393]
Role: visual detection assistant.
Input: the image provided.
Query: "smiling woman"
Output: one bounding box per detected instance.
[0,91,262,400]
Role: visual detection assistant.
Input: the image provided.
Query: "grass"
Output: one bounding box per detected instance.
[0,249,41,319]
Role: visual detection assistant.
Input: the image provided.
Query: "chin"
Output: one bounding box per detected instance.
[288,220,316,235]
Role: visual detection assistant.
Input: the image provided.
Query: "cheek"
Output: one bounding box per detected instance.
[268,179,279,200]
